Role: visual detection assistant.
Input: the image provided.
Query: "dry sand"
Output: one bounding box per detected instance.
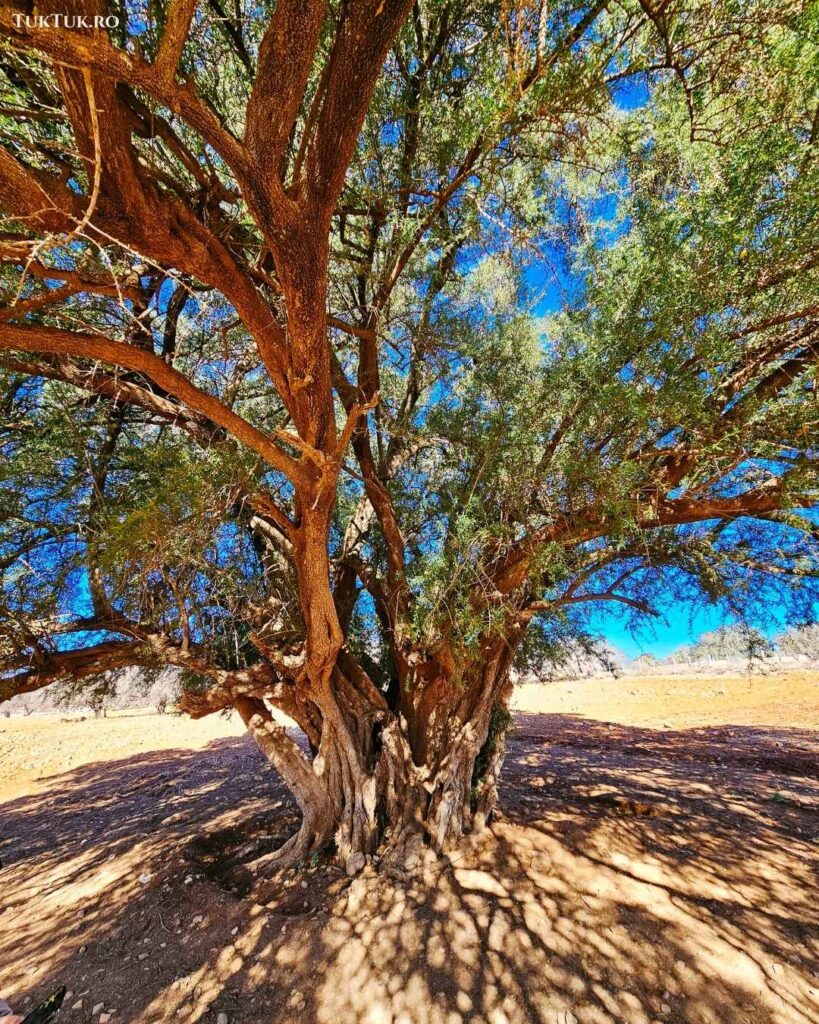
[511,668,819,729]
[1,671,817,1024]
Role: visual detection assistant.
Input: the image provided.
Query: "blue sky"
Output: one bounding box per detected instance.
[522,259,802,660]
[587,598,805,660]
[588,603,745,660]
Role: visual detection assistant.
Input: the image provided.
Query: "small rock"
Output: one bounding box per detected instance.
[661,1006,672,1015]
[230,927,238,936]
[345,852,366,877]
[346,876,367,914]
[184,875,194,885]
[191,915,203,927]
[138,873,152,885]
[287,991,306,1011]
[100,1014,113,1023]
[92,1003,105,1015]
[138,952,149,961]
[71,1001,84,1011]
[300,880,308,889]
[217,1014,229,1024]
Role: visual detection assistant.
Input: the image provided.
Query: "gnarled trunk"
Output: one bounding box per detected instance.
[419,639,518,851]
[237,636,519,875]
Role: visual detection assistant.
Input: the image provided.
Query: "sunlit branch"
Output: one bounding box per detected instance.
[0,322,305,484]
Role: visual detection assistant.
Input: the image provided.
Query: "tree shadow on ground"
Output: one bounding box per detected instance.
[1,714,817,1024]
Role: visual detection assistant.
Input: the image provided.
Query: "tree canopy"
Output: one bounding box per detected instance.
[1,0,817,866]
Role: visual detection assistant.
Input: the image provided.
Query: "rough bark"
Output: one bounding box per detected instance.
[234,635,520,875]
[234,694,335,869]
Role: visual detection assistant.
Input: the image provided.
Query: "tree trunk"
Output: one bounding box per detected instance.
[236,638,518,876]
[420,640,518,851]
[235,695,336,869]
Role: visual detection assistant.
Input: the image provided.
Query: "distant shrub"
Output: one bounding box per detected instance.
[778,624,819,660]
[88,692,107,718]
[666,625,773,666]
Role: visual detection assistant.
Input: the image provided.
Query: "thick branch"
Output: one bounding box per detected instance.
[300,0,413,212]
[155,0,198,82]
[0,322,305,484]
[245,0,327,180]
[546,592,657,617]
[1,640,150,701]
[488,474,816,597]
[0,257,144,304]
[0,8,246,175]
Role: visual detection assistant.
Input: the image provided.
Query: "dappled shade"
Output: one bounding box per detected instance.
[2,713,816,1023]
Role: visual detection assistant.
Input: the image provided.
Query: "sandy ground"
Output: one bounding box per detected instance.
[511,669,819,730]
[0,710,247,804]
[1,671,817,1024]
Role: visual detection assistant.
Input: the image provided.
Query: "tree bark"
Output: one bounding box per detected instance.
[234,695,335,869]
[235,636,519,875]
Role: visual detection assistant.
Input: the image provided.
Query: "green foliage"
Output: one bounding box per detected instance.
[1,0,817,699]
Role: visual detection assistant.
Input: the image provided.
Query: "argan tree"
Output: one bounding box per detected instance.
[1,0,817,874]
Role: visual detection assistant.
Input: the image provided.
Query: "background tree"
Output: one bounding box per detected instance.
[666,625,774,668]
[0,0,817,874]
[778,623,819,658]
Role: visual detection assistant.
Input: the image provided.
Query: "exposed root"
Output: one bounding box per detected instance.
[244,823,318,874]
[183,815,301,897]
[221,812,301,870]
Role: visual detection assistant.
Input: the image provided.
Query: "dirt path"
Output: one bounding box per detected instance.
[1,674,818,1024]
